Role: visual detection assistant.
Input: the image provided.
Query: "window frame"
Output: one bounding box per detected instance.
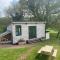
[15,25,22,36]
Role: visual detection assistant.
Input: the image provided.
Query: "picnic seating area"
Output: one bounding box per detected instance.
[38,45,57,60]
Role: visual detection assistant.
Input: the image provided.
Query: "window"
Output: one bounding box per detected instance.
[16,25,21,36]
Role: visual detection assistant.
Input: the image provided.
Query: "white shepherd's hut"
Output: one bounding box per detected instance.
[10,21,46,44]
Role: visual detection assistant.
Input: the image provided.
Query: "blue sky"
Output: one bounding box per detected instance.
[0,0,18,17]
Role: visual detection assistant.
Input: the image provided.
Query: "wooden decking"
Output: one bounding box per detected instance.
[0,31,12,44]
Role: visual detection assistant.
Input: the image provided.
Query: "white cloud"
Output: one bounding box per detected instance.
[0,0,12,17]
[0,0,18,17]
[0,0,12,8]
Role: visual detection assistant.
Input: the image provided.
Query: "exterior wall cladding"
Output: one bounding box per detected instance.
[11,22,45,44]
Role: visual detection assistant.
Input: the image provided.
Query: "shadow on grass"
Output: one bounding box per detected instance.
[35,54,49,60]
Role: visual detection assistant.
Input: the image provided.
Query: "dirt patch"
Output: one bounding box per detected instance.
[0,43,35,48]
[0,44,25,48]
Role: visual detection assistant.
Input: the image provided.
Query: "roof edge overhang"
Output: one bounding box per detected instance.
[12,21,46,24]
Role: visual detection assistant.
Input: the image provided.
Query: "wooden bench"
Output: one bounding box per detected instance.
[38,45,54,55]
[38,45,57,59]
[38,47,45,53]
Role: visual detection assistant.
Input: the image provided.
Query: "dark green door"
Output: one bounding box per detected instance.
[29,26,37,39]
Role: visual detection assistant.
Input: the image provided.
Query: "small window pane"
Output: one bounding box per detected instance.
[16,25,21,36]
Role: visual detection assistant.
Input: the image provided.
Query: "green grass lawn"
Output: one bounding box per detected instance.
[26,33,60,60]
[26,40,60,60]
[0,33,60,60]
[46,28,58,33]
[0,48,27,60]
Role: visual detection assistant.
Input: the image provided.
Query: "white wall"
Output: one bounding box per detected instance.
[37,24,45,38]
[11,23,45,44]
[46,32,50,40]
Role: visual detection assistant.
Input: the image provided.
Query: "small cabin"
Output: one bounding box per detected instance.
[10,21,46,44]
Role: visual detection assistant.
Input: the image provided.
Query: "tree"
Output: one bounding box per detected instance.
[5,0,60,23]
[5,1,24,21]
[5,0,60,38]
[28,0,60,38]
[28,0,60,23]
[54,14,60,38]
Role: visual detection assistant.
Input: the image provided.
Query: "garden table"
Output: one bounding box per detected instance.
[38,45,54,55]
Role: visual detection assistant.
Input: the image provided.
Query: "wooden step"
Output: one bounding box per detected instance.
[26,39,41,44]
[0,41,12,44]
[19,42,26,45]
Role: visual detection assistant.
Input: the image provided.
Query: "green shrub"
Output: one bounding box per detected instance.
[50,33,57,40]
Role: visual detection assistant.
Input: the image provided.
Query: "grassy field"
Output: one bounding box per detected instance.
[26,41,58,60]
[0,40,60,60]
[0,33,60,60]
[26,33,60,60]
[0,48,27,60]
